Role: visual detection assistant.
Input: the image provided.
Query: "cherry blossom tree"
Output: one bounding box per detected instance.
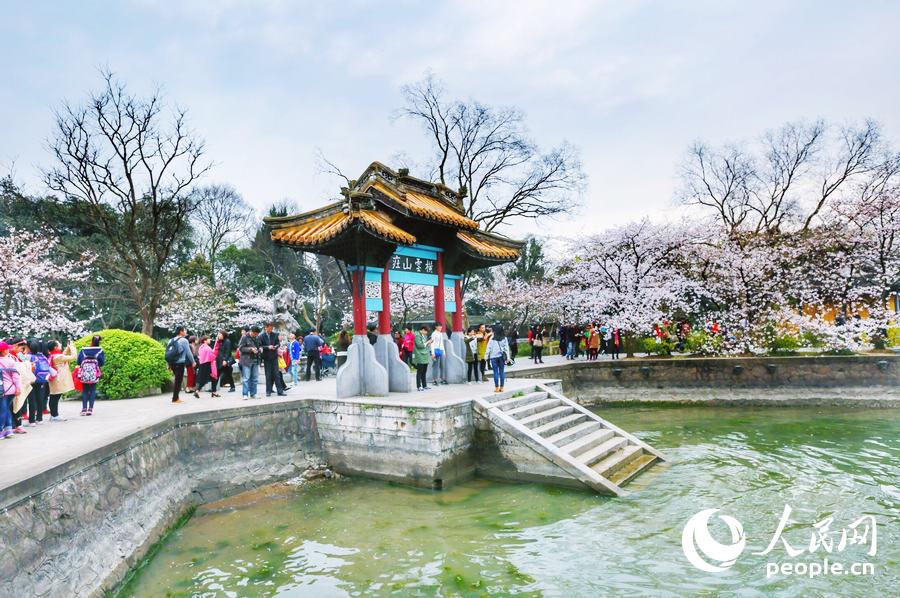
[155,277,236,334]
[555,219,695,333]
[231,290,278,329]
[476,266,558,334]
[390,283,433,325]
[0,229,95,338]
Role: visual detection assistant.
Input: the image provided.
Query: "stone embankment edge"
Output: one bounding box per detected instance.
[0,400,321,598]
[508,355,900,406]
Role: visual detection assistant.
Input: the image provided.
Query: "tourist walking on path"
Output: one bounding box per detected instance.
[195,336,220,398]
[508,330,518,365]
[28,340,52,425]
[216,330,235,393]
[487,324,510,393]
[477,324,491,383]
[185,336,198,393]
[259,323,287,397]
[430,322,448,385]
[465,327,480,382]
[588,325,601,361]
[413,325,432,391]
[402,327,415,366]
[532,327,545,364]
[527,325,535,361]
[238,326,262,399]
[303,329,325,381]
[165,326,195,404]
[76,335,104,416]
[611,328,622,359]
[47,340,76,421]
[7,339,32,433]
[289,333,302,385]
[0,341,21,439]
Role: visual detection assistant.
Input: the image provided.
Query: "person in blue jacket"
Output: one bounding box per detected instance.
[302,329,325,382]
[288,332,302,385]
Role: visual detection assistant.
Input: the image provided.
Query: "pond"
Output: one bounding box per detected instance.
[115,406,898,597]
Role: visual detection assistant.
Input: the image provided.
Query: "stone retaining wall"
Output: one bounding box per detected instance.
[310,399,476,489]
[0,403,321,598]
[508,355,900,405]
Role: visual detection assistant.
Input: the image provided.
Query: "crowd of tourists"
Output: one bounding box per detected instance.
[0,335,105,439]
[394,321,513,393]
[163,323,334,403]
[558,323,624,360]
[1,319,631,433]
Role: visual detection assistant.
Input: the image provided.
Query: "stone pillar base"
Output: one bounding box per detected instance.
[336,335,388,398]
[374,334,412,393]
[427,333,466,384]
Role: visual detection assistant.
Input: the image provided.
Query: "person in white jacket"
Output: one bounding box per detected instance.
[430,322,448,385]
[486,323,510,392]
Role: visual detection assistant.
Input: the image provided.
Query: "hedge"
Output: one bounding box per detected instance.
[75,329,170,399]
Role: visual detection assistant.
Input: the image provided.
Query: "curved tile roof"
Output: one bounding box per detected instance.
[271,208,415,248]
[457,231,521,260]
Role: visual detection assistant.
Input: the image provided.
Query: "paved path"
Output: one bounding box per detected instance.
[0,364,552,493]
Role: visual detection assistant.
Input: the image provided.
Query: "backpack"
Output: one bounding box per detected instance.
[79,353,101,384]
[164,337,180,365]
[34,354,52,383]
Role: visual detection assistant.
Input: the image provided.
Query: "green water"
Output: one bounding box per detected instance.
[117,406,899,597]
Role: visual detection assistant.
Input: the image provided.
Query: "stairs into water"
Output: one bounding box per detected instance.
[474,383,664,495]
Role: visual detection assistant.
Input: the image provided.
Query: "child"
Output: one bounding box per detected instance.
[77,335,105,416]
[0,342,22,439]
[29,339,52,425]
[9,339,33,431]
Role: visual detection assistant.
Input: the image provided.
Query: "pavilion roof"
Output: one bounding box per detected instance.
[457,230,522,261]
[365,178,479,231]
[265,161,524,271]
[268,203,416,249]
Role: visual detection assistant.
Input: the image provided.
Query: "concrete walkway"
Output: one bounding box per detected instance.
[0,365,550,492]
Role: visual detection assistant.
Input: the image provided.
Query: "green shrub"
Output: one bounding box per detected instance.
[75,329,170,399]
[768,334,800,354]
[683,331,723,355]
[887,327,900,348]
[799,331,826,348]
[641,336,675,356]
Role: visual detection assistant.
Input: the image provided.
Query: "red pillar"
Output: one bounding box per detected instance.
[434,253,446,327]
[452,279,463,332]
[379,263,391,334]
[351,269,366,336]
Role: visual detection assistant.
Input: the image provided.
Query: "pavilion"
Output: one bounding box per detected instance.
[265,161,524,397]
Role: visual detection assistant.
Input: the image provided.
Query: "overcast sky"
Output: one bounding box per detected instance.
[2,0,899,240]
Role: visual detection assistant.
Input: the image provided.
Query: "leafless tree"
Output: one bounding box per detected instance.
[44,71,210,335]
[679,119,884,236]
[399,74,586,232]
[192,184,254,283]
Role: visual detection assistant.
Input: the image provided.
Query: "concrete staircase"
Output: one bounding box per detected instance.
[474,383,664,495]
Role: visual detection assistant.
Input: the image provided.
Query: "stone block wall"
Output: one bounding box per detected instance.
[310,399,476,489]
[0,403,322,598]
[508,355,900,405]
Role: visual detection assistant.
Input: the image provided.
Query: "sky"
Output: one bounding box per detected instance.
[2,0,900,241]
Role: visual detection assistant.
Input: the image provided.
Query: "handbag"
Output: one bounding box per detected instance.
[533,337,543,348]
